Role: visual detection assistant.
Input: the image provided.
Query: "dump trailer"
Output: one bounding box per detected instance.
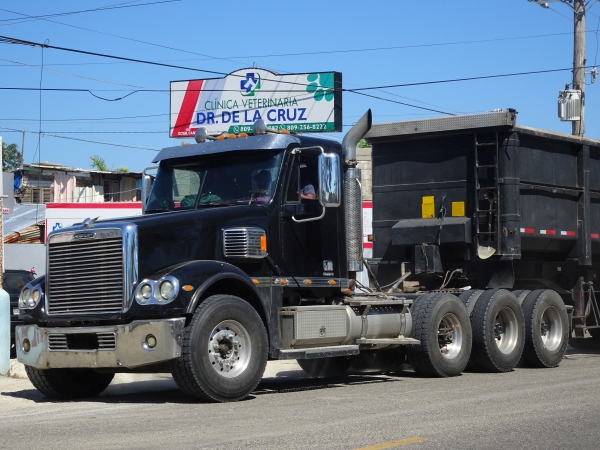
[364,108,600,352]
[14,109,584,402]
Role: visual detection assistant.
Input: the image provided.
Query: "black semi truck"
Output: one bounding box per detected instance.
[15,109,599,401]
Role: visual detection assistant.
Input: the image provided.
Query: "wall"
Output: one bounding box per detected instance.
[5,243,46,276]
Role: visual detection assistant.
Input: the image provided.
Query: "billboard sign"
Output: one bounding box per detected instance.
[170,69,342,137]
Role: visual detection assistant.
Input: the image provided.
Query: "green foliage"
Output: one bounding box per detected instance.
[357,139,371,148]
[115,166,130,173]
[90,155,108,171]
[2,142,23,171]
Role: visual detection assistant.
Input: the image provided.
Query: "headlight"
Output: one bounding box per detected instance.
[19,288,31,308]
[19,286,42,309]
[158,280,174,300]
[141,284,152,299]
[135,276,179,305]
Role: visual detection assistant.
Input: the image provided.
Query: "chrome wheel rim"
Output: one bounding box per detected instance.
[438,313,463,359]
[540,306,563,351]
[207,320,251,378]
[493,307,519,354]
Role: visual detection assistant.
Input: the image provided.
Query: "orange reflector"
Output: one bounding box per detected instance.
[304,279,312,285]
[260,235,267,252]
[252,279,259,285]
[368,234,373,242]
[216,136,225,140]
[227,134,237,139]
[182,285,193,292]
[341,288,351,295]
[280,129,291,134]
[328,280,336,285]
[238,133,248,137]
[280,279,288,285]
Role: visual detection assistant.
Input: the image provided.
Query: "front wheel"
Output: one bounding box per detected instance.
[25,366,114,400]
[407,292,472,377]
[170,294,268,402]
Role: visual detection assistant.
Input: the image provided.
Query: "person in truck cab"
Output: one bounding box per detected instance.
[252,169,272,202]
[300,164,317,200]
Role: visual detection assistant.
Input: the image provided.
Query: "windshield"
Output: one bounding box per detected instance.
[145,151,283,212]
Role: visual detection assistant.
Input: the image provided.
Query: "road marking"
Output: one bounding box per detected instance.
[354,437,429,449]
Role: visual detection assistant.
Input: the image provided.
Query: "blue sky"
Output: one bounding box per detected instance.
[1,0,600,173]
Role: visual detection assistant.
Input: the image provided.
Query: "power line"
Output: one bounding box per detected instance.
[0,1,181,24]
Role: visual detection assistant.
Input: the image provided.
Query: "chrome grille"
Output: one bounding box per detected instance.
[48,332,116,351]
[223,227,266,259]
[47,231,124,315]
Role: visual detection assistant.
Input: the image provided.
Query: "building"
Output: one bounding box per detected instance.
[14,163,142,204]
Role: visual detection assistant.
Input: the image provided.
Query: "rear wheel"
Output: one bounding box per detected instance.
[520,290,569,367]
[407,292,472,377]
[468,289,524,372]
[170,294,268,402]
[296,356,353,378]
[25,366,114,400]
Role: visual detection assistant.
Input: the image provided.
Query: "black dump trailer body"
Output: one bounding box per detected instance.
[365,109,600,305]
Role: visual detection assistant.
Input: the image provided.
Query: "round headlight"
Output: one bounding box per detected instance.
[141,284,152,299]
[159,280,174,300]
[19,288,30,308]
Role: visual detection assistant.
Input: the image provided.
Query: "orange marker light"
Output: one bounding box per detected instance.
[260,235,267,252]
[252,279,259,285]
[304,279,312,285]
[182,285,193,292]
[328,280,336,285]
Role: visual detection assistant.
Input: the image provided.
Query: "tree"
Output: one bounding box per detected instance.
[2,142,23,171]
[90,155,108,171]
[357,139,371,149]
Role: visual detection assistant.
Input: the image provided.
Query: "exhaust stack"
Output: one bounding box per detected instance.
[342,110,372,273]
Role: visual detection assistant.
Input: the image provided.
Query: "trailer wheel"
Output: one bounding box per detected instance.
[468,289,525,372]
[296,356,353,378]
[407,292,472,377]
[25,366,114,400]
[170,294,268,402]
[458,289,484,316]
[511,290,531,306]
[520,290,569,368]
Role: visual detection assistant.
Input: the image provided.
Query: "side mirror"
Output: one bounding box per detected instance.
[318,153,341,207]
[141,166,158,213]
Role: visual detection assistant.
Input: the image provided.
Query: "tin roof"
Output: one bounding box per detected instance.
[3,204,46,238]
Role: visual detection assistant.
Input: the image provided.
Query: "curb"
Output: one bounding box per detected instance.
[2,359,27,379]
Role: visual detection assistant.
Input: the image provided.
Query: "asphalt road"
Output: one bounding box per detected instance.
[2,345,600,450]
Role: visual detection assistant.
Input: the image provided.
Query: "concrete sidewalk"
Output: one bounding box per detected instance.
[0,358,306,395]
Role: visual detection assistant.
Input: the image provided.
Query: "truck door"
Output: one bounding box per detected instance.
[279,151,342,279]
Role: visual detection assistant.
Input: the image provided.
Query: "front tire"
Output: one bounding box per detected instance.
[25,366,114,400]
[407,292,472,377]
[468,289,525,372]
[170,294,268,402]
[520,289,569,368]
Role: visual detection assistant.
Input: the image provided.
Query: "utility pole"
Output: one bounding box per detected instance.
[573,0,586,136]
[529,0,598,137]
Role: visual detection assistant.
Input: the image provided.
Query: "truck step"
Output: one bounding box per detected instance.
[277,345,360,360]
[344,298,411,307]
[356,337,420,345]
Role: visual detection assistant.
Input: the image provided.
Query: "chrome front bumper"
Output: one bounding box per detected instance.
[16,318,186,370]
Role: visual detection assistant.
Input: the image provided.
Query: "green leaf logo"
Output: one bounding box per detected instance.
[306,73,335,102]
